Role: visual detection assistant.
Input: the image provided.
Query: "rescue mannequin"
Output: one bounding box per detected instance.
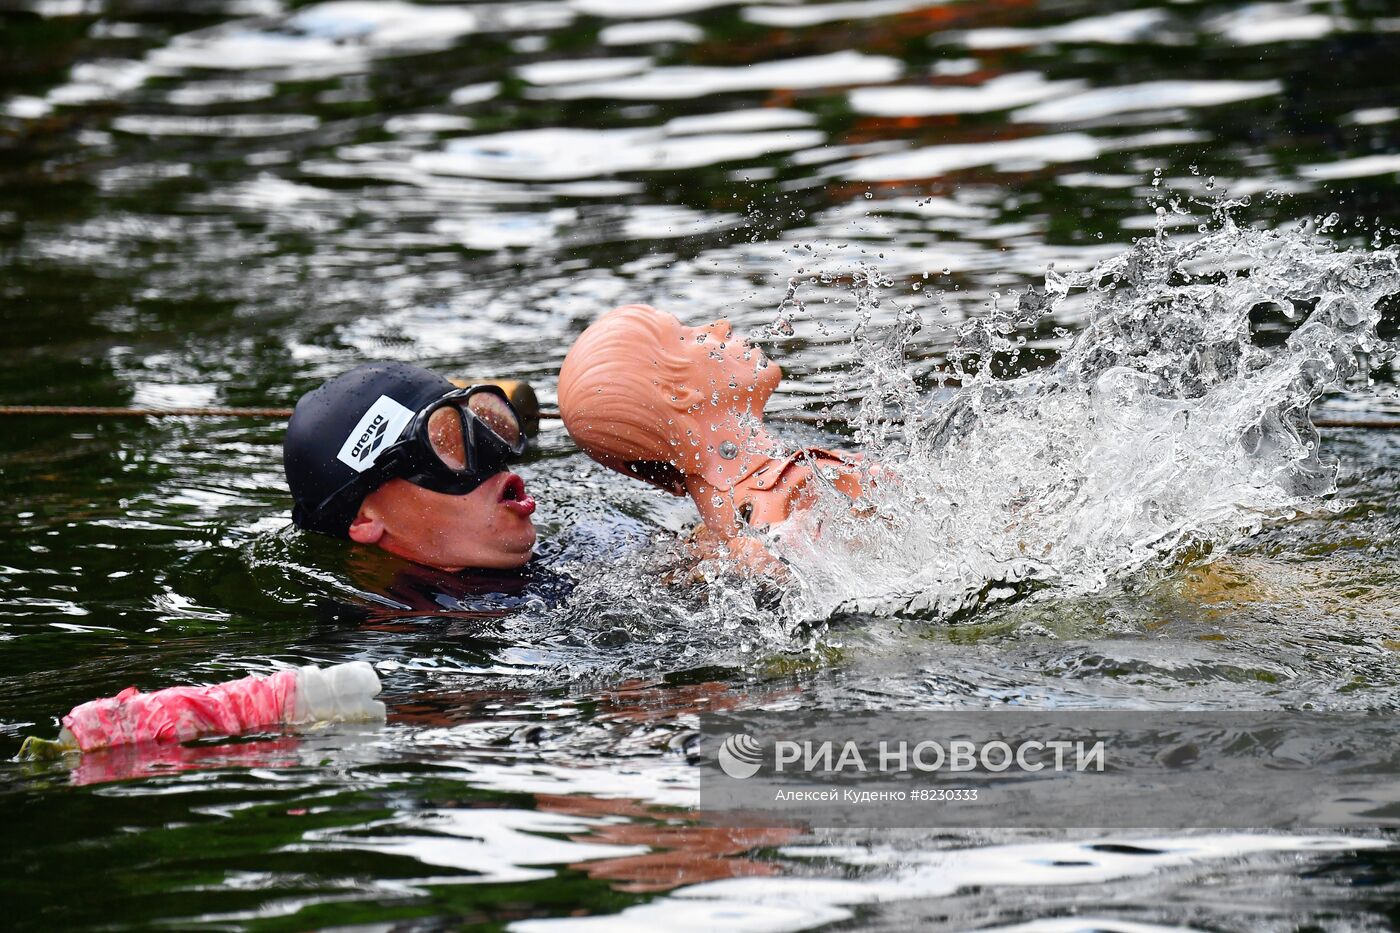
[558,304,869,566]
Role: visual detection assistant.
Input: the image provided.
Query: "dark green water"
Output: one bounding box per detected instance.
[2,0,1399,929]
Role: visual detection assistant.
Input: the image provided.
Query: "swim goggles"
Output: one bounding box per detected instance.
[308,385,527,527]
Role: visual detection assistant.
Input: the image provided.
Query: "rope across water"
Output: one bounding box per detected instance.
[0,405,298,418]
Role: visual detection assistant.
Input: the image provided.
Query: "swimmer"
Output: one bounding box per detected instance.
[283,362,537,571]
[558,304,869,568]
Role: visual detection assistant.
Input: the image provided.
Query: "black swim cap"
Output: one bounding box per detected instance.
[283,361,457,536]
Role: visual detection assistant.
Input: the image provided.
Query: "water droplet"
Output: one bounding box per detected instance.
[718,440,738,460]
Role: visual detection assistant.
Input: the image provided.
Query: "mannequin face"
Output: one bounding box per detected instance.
[347,471,536,571]
[662,310,782,415]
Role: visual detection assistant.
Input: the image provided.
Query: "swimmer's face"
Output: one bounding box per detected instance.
[659,310,782,413]
[347,471,537,571]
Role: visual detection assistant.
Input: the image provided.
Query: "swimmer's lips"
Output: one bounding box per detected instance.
[498,472,536,518]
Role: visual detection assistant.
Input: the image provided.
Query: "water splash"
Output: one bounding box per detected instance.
[770,211,1399,622]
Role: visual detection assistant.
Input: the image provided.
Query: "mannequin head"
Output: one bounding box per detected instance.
[558,304,782,492]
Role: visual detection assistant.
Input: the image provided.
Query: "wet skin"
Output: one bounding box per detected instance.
[348,470,537,571]
[672,312,784,412]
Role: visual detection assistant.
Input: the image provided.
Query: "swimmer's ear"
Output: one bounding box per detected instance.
[348,510,386,545]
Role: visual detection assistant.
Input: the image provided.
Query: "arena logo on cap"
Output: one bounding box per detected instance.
[337,395,414,472]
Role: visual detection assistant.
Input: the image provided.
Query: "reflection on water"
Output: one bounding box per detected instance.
[2,0,1399,929]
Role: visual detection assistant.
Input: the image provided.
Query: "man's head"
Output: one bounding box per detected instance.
[283,362,537,571]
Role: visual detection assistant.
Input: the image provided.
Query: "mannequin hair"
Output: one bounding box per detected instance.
[558,304,700,493]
